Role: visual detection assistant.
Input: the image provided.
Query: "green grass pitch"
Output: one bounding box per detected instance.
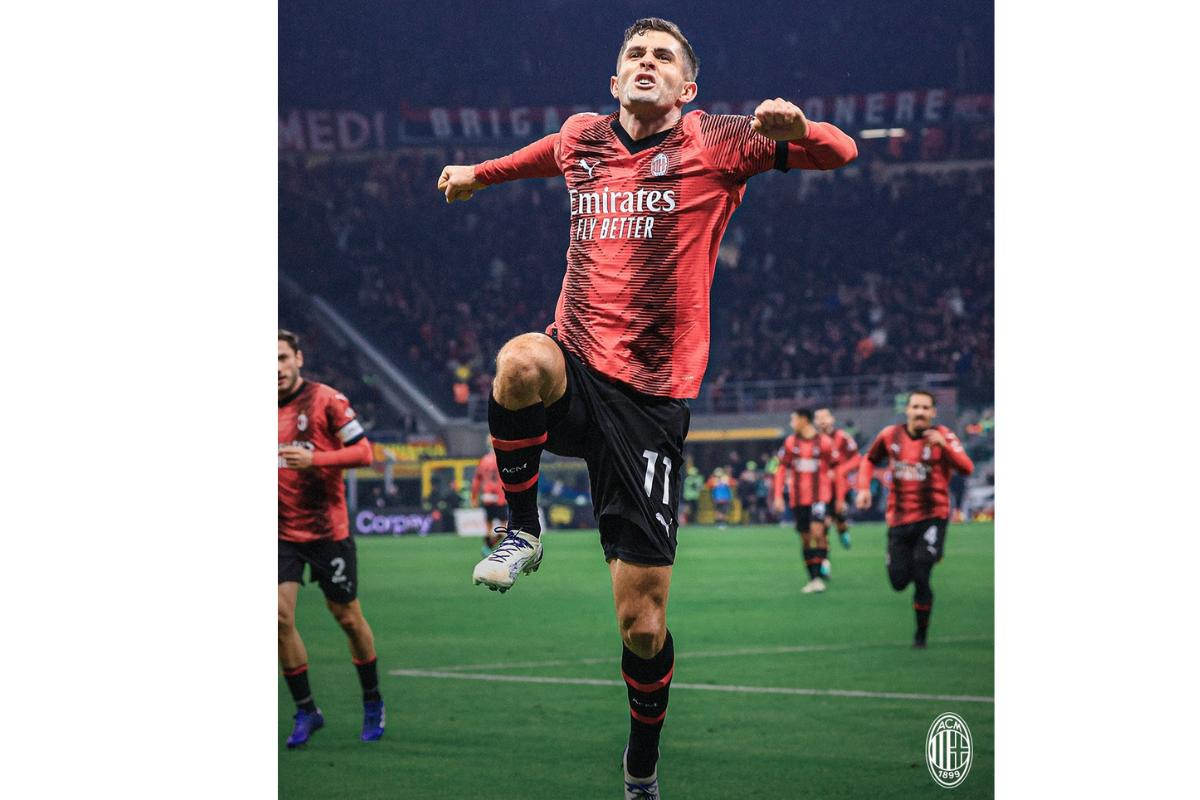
[279,522,994,798]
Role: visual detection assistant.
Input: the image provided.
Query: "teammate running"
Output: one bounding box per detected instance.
[437,17,856,796]
[278,330,385,747]
[773,409,836,593]
[470,435,508,554]
[815,407,860,553]
[856,391,974,648]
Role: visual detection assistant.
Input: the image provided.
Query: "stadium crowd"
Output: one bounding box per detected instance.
[280,153,993,411]
[279,304,423,437]
[281,0,991,108]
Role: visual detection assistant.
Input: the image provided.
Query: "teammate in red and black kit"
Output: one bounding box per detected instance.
[278,330,385,747]
[815,407,859,553]
[470,436,508,554]
[438,18,856,794]
[856,391,974,648]
[773,409,835,594]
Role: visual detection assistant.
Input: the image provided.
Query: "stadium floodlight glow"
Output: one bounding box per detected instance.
[859,128,908,139]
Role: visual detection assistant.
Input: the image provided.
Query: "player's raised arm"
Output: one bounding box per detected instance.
[751,97,858,170]
[930,427,974,475]
[437,132,562,203]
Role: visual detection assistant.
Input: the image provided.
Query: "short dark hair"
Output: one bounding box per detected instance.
[792,408,813,421]
[907,390,936,406]
[619,18,699,81]
[278,329,301,353]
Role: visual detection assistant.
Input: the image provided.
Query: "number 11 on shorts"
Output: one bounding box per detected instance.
[642,449,671,505]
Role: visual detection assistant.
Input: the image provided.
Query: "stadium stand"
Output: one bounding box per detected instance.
[280,157,993,414]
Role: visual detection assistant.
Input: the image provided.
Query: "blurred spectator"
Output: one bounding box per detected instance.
[682,463,703,525]
[708,467,734,529]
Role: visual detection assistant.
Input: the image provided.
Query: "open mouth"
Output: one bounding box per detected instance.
[634,72,656,89]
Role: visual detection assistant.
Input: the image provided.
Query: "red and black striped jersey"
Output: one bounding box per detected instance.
[857,424,973,527]
[773,432,835,506]
[828,428,860,499]
[278,381,367,543]
[470,451,506,507]
[475,110,856,398]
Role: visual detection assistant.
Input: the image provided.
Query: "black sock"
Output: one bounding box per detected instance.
[802,548,821,579]
[623,630,674,779]
[354,657,382,703]
[283,664,318,713]
[488,395,546,536]
[914,588,933,642]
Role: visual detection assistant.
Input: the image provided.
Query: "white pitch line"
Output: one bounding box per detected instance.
[419,635,992,673]
[386,669,994,704]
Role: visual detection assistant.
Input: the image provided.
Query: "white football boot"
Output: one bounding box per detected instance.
[800,577,827,594]
[471,529,542,593]
[623,748,661,800]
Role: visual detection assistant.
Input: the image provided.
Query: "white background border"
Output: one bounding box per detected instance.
[2,1,1197,797]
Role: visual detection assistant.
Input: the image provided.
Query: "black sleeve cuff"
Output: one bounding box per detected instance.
[774,140,789,173]
[344,433,366,446]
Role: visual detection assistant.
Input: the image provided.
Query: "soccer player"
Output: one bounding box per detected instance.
[278,330,385,747]
[437,17,856,795]
[815,407,860,552]
[773,409,836,593]
[856,391,974,648]
[470,435,508,554]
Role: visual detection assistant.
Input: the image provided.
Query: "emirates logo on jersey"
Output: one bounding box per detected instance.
[651,152,669,176]
[297,413,308,432]
[894,461,930,481]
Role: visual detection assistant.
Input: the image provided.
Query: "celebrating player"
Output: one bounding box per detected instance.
[856,391,974,648]
[278,330,385,747]
[815,407,860,552]
[470,435,508,554]
[773,409,836,593]
[437,17,856,796]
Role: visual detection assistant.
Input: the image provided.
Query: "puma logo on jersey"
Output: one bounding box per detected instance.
[579,158,598,178]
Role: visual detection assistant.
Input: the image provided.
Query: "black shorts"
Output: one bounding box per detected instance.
[545,339,690,566]
[886,518,949,568]
[792,503,827,533]
[826,494,847,524]
[278,537,359,603]
[483,503,507,524]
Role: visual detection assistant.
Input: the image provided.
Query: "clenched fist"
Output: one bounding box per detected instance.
[437,165,487,203]
[751,98,809,141]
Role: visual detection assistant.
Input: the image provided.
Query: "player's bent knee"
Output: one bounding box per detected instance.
[326,601,362,631]
[495,335,558,392]
[887,569,911,592]
[619,611,666,658]
[624,627,665,659]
